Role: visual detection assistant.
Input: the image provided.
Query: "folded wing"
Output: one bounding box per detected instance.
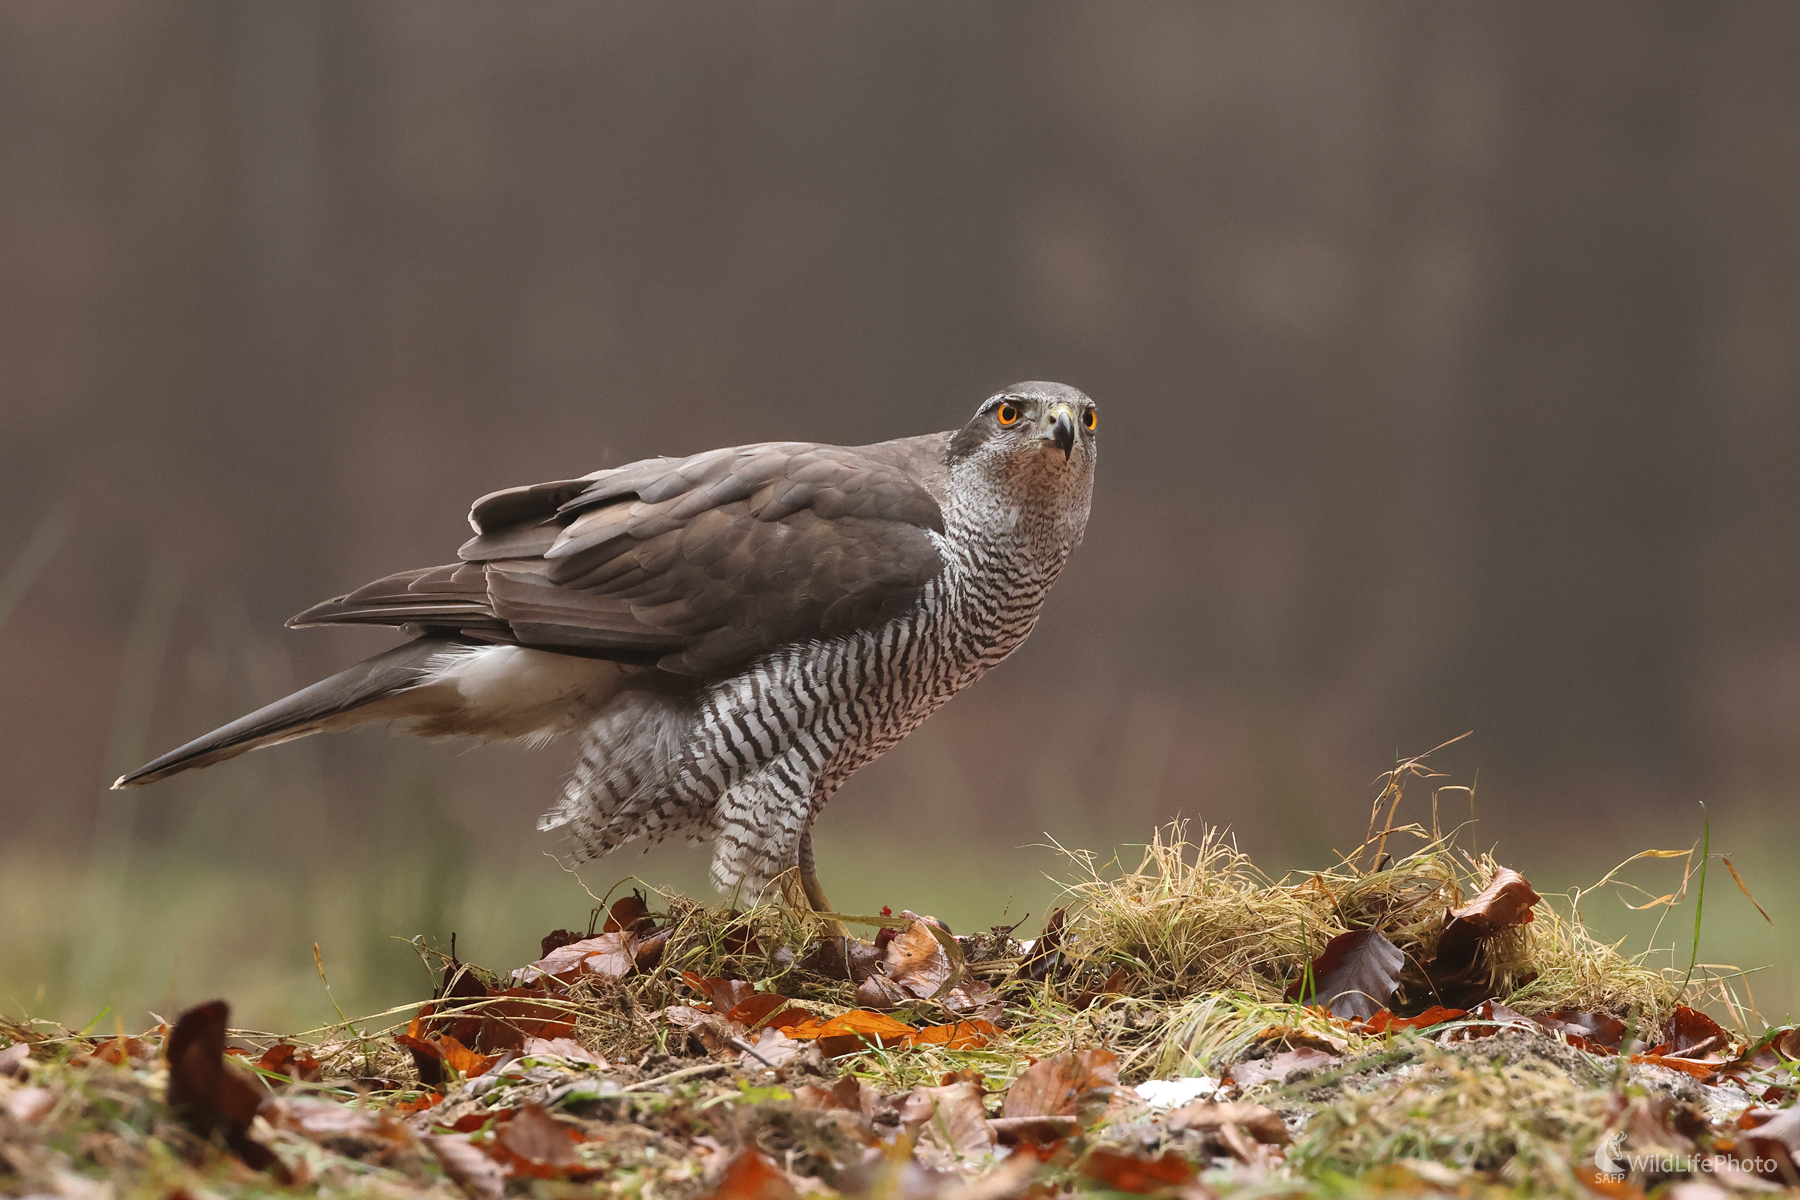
[290,433,952,676]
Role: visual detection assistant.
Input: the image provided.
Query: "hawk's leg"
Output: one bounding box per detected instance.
[797,825,833,913]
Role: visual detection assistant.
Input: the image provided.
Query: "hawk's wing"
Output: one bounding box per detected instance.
[290,433,953,676]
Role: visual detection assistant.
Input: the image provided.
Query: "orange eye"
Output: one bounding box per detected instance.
[1083,408,1097,431]
[996,403,1020,425]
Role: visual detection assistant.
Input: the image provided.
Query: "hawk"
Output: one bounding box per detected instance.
[116,382,1099,911]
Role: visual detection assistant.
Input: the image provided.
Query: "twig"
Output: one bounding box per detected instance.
[620,1061,729,1092]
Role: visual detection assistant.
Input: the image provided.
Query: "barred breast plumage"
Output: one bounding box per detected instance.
[115,382,1099,911]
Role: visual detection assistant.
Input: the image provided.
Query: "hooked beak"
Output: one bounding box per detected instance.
[1047,404,1076,459]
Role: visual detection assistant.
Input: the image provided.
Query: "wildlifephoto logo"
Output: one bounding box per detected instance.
[1593,1129,1778,1179]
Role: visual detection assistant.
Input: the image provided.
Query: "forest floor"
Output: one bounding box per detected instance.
[3,760,1797,1200]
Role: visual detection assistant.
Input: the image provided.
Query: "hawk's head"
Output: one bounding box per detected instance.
[947,381,1098,471]
[945,381,1097,547]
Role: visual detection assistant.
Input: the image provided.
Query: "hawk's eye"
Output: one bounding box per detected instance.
[996,403,1020,426]
[1083,408,1097,431]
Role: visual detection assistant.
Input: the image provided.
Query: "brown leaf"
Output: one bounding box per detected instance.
[602,893,657,934]
[738,1028,818,1072]
[1289,928,1404,1020]
[1012,908,1067,986]
[724,991,813,1032]
[425,1133,506,1200]
[83,1036,156,1066]
[165,1000,278,1172]
[522,1037,607,1067]
[256,1042,324,1083]
[1167,1100,1292,1146]
[0,1042,29,1078]
[1224,1046,1338,1089]
[1354,1006,1467,1034]
[1448,867,1541,933]
[900,1079,996,1169]
[494,1102,586,1178]
[710,1149,800,1200]
[795,935,884,983]
[538,928,588,958]
[265,1096,410,1147]
[514,933,636,984]
[1079,1147,1197,1192]
[886,916,953,997]
[475,989,576,1053]
[430,963,493,1047]
[1651,1006,1732,1062]
[683,973,759,1014]
[1740,1107,1800,1181]
[1002,1049,1119,1127]
[1535,1008,1628,1051]
[663,1005,750,1057]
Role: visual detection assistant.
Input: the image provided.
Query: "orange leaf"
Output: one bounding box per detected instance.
[1080,1147,1196,1192]
[436,1035,495,1077]
[710,1148,798,1200]
[909,1020,1000,1050]
[1357,1006,1468,1034]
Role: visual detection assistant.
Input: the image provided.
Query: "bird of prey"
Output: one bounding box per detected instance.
[116,382,1099,911]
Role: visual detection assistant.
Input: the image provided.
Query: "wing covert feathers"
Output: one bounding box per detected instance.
[291,433,955,676]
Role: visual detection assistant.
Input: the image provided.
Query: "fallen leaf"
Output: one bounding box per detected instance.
[910,1019,1001,1050]
[739,1028,818,1072]
[1012,908,1067,986]
[1224,1046,1338,1089]
[1079,1147,1197,1192]
[683,973,759,1014]
[1167,1099,1292,1164]
[1002,1049,1119,1128]
[1251,1024,1350,1054]
[493,1102,587,1178]
[522,1037,607,1067]
[1355,1006,1468,1034]
[602,892,657,934]
[783,1009,916,1058]
[398,1030,496,1079]
[885,916,954,997]
[4,1086,54,1125]
[425,1133,506,1200]
[794,935,884,983]
[514,932,636,984]
[1288,928,1404,1020]
[430,963,494,1047]
[256,1042,324,1083]
[663,1005,751,1057]
[1421,868,1542,1006]
[1651,1006,1732,1061]
[165,1000,277,1172]
[265,1096,410,1147]
[83,1036,156,1066]
[710,1148,800,1200]
[900,1079,995,1169]
[724,991,813,1032]
[475,989,576,1052]
[1535,1008,1628,1051]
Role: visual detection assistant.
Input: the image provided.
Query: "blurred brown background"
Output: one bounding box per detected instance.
[3,2,1798,1032]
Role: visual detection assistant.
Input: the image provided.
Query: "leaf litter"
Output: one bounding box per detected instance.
[2,753,1795,1198]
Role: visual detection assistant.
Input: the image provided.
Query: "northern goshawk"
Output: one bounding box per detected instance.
[116,382,1099,910]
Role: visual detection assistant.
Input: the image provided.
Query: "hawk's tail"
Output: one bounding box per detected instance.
[111,637,457,788]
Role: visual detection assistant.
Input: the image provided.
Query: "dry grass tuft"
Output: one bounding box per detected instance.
[1049,813,1691,1070]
